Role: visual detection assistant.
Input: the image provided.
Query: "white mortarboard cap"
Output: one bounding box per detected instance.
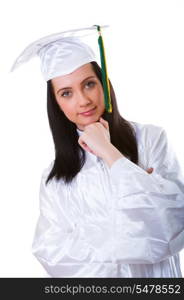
[11,25,112,112]
[38,37,95,81]
[11,25,108,81]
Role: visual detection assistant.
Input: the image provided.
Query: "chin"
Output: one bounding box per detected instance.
[77,114,101,128]
[86,118,99,125]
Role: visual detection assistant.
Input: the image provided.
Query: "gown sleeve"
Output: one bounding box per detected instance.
[109,125,184,264]
[32,164,95,277]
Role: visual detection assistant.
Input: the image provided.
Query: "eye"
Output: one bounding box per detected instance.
[85,81,96,88]
[61,90,72,97]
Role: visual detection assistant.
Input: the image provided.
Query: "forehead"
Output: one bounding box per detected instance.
[52,63,96,88]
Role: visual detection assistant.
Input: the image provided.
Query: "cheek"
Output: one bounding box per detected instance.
[92,86,103,103]
[57,101,65,113]
[57,101,76,120]
[96,88,104,107]
[56,97,68,113]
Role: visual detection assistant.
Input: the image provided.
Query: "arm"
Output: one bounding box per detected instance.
[107,127,184,264]
[32,164,93,277]
[102,143,124,167]
[32,127,184,272]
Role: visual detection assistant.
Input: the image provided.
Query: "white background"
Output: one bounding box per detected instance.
[0,0,184,277]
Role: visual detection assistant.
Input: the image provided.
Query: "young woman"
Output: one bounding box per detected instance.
[11,27,184,278]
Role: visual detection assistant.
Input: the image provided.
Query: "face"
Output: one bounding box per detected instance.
[51,63,105,131]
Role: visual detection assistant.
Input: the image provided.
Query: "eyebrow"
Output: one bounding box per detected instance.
[56,76,96,94]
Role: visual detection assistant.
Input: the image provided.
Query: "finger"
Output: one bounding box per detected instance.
[99,117,109,129]
[78,138,87,151]
[147,167,154,174]
[99,117,109,130]
[78,138,94,154]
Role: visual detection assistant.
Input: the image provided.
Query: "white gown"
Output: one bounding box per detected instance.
[32,121,184,277]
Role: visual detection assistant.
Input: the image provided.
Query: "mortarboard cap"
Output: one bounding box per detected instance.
[11,25,112,112]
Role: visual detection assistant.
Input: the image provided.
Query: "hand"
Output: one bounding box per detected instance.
[146,167,154,174]
[78,117,111,157]
[78,120,155,172]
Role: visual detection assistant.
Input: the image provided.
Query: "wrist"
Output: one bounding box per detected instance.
[102,144,124,168]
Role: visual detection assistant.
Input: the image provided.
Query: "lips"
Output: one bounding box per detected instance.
[80,107,96,115]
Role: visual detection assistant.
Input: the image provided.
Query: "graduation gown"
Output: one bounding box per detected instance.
[32,121,184,277]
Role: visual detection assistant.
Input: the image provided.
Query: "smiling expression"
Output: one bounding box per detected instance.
[51,63,105,131]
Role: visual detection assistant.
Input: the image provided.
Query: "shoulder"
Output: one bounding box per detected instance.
[130,121,166,146]
[40,160,56,190]
[41,160,54,180]
[40,160,68,191]
[130,120,164,136]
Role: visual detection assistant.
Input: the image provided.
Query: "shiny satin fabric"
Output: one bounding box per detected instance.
[11,26,103,80]
[38,38,95,81]
[32,122,184,277]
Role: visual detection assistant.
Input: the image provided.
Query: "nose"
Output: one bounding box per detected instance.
[76,90,92,107]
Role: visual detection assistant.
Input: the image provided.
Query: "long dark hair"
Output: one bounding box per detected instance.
[46,61,139,185]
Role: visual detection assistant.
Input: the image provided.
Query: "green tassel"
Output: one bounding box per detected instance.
[95,25,112,113]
